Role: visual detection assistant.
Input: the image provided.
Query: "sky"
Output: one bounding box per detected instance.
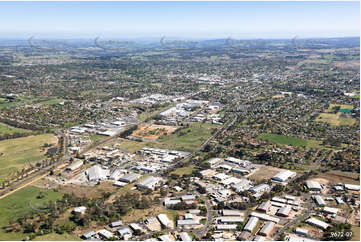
[0,1,359,39]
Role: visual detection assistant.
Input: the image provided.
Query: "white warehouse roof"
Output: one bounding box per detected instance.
[272,170,296,182]
[306,180,322,190]
[306,217,330,230]
[244,216,259,232]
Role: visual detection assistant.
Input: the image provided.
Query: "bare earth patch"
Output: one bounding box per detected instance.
[132,124,178,140]
[248,165,283,181]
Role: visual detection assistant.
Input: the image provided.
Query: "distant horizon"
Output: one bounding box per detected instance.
[0,35,359,41]
[0,1,359,39]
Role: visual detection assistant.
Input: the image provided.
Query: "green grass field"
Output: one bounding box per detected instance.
[0,122,33,136]
[0,134,56,179]
[158,123,218,152]
[37,98,66,105]
[258,133,324,148]
[0,186,62,241]
[170,165,196,176]
[87,134,108,143]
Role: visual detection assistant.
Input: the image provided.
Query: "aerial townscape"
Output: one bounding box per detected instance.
[0,1,360,242]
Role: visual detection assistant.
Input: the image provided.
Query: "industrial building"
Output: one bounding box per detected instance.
[344,184,360,191]
[118,172,141,183]
[250,212,280,223]
[85,165,109,181]
[249,184,270,194]
[323,206,339,215]
[276,206,292,217]
[206,158,223,167]
[157,214,173,229]
[97,229,114,240]
[244,217,259,232]
[306,180,322,191]
[177,219,200,226]
[218,216,244,223]
[294,228,308,236]
[271,170,296,182]
[313,195,326,206]
[258,221,275,237]
[215,224,238,230]
[178,232,192,241]
[306,217,330,230]
[222,209,243,216]
[231,179,252,193]
[257,201,272,213]
[73,206,87,214]
[110,220,123,228]
[109,169,123,180]
[66,160,83,171]
[136,176,160,190]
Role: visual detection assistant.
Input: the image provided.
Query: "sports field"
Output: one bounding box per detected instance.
[0,134,56,178]
[258,133,323,148]
[0,185,62,240]
[325,104,353,113]
[315,113,356,126]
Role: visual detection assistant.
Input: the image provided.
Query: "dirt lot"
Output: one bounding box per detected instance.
[132,124,178,140]
[315,171,360,185]
[248,165,283,181]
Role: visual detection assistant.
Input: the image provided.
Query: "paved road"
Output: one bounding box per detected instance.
[274,193,313,240]
[194,191,213,238]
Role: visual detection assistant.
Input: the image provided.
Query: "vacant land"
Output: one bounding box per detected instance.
[248,165,283,181]
[158,123,218,152]
[0,122,32,135]
[132,124,178,140]
[258,133,323,148]
[272,94,285,99]
[33,232,80,241]
[315,171,360,185]
[117,138,150,153]
[0,185,62,240]
[0,134,56,178]
[352,226,360,241]
[121,204,178,225]
[170,165,196,176]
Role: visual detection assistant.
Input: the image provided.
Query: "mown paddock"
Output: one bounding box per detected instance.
[0,134,57,179]
[157,123,219,152]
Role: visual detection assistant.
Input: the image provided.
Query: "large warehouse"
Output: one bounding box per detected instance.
[271,170,296,182]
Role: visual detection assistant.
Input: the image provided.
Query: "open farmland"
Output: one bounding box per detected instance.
[0,185,62,240]
[0,134,57,178]
[0,122,33,136]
